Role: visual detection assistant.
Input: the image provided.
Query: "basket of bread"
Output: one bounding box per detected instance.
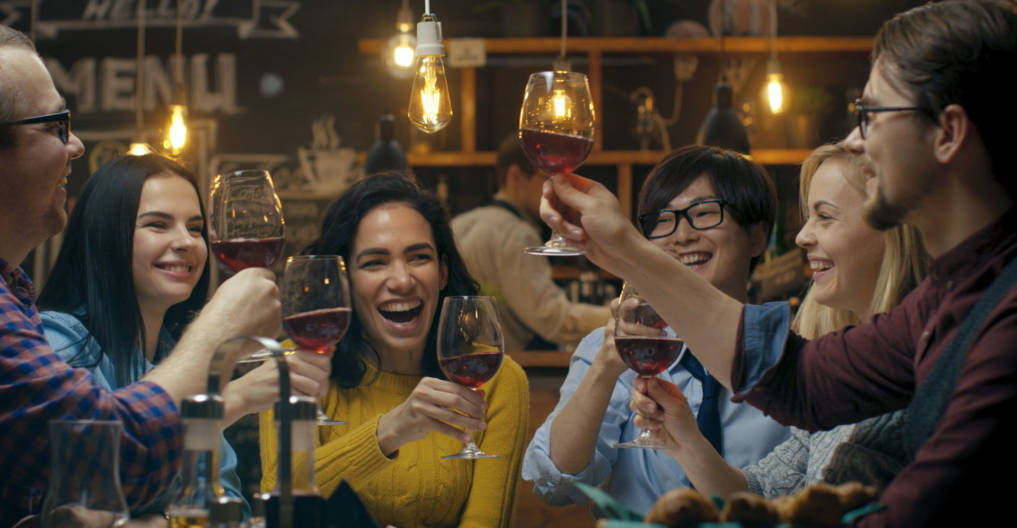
[577,481,885,527]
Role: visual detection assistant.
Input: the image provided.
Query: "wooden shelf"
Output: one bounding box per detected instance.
[359,36,873,56]
[357,149,812,167]
[508,349,573,368]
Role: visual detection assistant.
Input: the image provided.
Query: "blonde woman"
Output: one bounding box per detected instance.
[630,142,929,498]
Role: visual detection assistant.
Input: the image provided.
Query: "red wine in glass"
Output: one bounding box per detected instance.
[212,236,286,272]
[519,128,594,175]
[436,296,505,460]
[518,70,595,257]
[613,282,677,450]
[209,169,286,273]
[282,307,352,353]
[438,350,503,388]
[281,255,351,426]
[615,336,683,377]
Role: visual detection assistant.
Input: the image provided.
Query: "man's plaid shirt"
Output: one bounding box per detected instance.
[0,260,182,524]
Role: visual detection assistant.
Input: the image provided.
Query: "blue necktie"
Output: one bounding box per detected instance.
[680,350,724,457]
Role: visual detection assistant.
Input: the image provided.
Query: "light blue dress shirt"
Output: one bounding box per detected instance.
[41,310,249,518]
[522,326,791,515]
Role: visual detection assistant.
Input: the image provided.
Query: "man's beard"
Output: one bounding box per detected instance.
[863,182,907,231]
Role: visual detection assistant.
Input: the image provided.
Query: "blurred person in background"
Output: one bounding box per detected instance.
[452,134,609,352]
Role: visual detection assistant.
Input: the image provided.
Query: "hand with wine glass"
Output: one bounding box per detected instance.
[435,295,505,459]
[518,70,595,256]
[280,255,351,426]
[612,282,682,450]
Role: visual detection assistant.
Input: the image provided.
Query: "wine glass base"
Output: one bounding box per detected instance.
[442,451,500,460]
[612,439,672,450]
[525,245,586,257]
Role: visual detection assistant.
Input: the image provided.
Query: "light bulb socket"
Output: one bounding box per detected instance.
[416,18,444,57]
[396,5,414,33]
[766,57,782,76]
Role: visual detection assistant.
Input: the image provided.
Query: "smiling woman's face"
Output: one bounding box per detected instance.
[349,202,447,358]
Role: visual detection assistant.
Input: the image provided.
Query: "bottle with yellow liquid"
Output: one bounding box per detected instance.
[166,394,225,528]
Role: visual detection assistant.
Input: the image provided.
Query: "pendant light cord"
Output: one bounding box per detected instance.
[135,0,145,133]
[560,0,567,63]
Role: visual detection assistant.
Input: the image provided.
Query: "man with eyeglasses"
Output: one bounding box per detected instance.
[523,145,789,513]
[539,1,1017,525]
[0,25,283,524]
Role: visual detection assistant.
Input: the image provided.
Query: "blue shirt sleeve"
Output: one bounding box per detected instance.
[737,302,792,393]
[522,328,632,506]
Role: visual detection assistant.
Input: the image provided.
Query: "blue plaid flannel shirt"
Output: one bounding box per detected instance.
[0,260,183,525]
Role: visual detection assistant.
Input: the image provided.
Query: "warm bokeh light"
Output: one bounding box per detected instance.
[164,104,188,155]
[127,141,152,156]
[394,43,415,68]
[766,72,784,114]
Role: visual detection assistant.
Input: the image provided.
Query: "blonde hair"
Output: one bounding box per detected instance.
[792,143,929,339]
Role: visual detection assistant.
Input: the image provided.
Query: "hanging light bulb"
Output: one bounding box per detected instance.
[765,58,784,114]
[763,0,784,115]
[552,88,572,119]
[408,6,452,134]
[162,2,189,156]
[384,0,417,78]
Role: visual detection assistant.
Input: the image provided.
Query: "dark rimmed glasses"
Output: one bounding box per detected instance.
[639,199,728,239]
[0,110,71,143]
[852,99,924,139]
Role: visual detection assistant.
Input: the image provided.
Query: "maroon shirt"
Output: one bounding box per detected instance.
[733,208,1017,526]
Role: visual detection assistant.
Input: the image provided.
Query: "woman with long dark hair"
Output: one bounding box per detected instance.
[38,154,330,520]
[259,173,529,528]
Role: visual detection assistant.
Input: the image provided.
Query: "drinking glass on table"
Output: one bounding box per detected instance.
[436,296,504,459]
[613,282,682,450]
[208,169,285,273]
[41,420,129,528]
[281,255,351,426]
[518,70,595,256]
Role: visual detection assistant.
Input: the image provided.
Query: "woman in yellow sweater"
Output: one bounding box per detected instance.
[260,173,529,527]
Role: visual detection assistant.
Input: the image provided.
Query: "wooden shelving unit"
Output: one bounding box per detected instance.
[358,36,872,218]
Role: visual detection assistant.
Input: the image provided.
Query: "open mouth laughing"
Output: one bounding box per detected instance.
[379,299,424,323]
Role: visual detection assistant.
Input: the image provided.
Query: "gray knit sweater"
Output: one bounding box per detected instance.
[742,409,910,497]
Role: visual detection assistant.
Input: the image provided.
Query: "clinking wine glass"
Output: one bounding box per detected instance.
[613,283,682,450]
[208,169,286,273]
[518,70,596,256]
[436,296,504,459]
[281,255,351,427]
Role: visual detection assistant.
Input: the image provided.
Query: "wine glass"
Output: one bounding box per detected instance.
[41,420,129,528]
[436,296,504,459]
[613,283,682,450]
[281,255,351,426]
[208,169,286,273]
[518,70,596,256]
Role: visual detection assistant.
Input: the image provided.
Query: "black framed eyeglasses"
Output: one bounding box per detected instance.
[851,99,924,139]
[0,110,71,143]
[638,199,728,239]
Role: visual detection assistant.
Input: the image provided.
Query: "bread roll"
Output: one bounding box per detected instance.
[644,488,720,527]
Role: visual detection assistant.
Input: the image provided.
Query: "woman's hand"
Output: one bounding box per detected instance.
[539,173,644,278]
[222,349,332,425]
[376,378,488,457]
[630,376,702,451]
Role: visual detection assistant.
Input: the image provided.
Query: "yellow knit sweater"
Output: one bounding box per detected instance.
[259,356,529,528]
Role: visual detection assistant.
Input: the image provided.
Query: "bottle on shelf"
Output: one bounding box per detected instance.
[166,394,226,528]
[208,496,245,528]
[262,396,326,528]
